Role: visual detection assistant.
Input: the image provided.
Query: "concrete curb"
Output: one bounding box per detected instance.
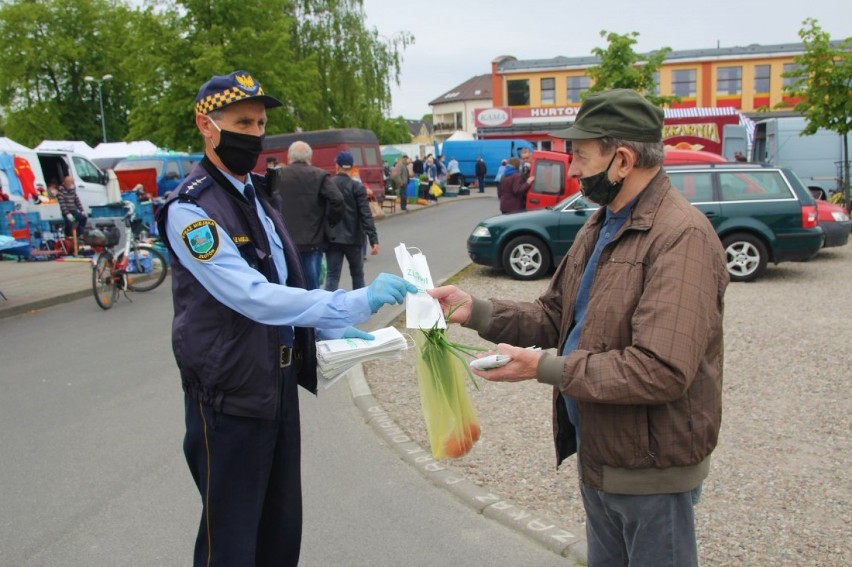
[0,289,92,320]
[346,364,587,564]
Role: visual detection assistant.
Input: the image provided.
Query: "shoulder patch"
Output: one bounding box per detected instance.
[182,219,220,261]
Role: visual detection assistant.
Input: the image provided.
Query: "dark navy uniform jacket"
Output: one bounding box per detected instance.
[158,158,372,419]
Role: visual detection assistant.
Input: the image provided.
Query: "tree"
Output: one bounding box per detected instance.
[374,116,410,145]
[288,0,413,133]
[782,18,852,207]
[0,0,413,150]
[0,0,137,147]
[585,31,677,107]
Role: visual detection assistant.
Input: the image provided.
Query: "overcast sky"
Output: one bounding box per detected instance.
[361,0,851,119]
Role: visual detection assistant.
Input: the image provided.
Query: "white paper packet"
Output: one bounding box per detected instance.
[394,243,446,330]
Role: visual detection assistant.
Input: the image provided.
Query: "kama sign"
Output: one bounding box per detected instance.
[475,106,581,129]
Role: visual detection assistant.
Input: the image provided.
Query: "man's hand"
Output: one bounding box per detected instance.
[427,285,472,324]
[471,343,542,382]
[370,243,380,256]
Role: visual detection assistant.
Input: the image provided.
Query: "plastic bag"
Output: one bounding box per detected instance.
[394,242,484,459]
[368,199,385,219]
[428,183,443,198]
[414,331,481,459]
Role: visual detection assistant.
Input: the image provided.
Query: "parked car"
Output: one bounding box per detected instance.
[468,163,824,282]
[816,200,851,248]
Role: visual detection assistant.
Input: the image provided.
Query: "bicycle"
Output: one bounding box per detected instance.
[91,203,168,310]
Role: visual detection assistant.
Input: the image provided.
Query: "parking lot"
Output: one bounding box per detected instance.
[367,242,852,565]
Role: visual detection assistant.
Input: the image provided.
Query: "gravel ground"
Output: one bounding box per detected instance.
[365,243,852,566]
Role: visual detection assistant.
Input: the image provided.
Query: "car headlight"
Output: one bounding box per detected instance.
[831,211,850,222]
[471,225,491,238]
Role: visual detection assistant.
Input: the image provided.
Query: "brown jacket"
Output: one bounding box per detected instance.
[467,170,728,494]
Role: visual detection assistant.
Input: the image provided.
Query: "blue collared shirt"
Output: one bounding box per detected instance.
[561,198,638,435]
[165,168,371,339]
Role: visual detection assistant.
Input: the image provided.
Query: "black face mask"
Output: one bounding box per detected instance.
[579,152,623,206]
[208,119,263,176]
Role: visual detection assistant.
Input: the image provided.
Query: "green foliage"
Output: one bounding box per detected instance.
[0,0,413,151]
[782,18,852,206]
[375,116,411,144]
[586,30,678,107]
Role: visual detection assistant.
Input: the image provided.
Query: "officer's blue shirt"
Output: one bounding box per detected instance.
[561,196,638,438]
[165,168,371,340]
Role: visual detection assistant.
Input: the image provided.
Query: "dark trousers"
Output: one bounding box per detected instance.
[63,211,87,237]
[476,175,486,193]
[183,371,302,567]
[581,484,701,567]
[324,243,365,290]
[299,250,323,290]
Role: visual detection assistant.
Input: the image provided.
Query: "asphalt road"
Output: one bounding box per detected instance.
[0,196,573,566]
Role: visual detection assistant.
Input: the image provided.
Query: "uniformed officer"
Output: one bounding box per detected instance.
[157,70,417,567]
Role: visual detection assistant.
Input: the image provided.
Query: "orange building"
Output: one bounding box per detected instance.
[479,41,847,144]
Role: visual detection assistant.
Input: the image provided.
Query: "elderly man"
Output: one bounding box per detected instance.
[156,70,416,566]
[272,141,343,289]
[429,89,728,566]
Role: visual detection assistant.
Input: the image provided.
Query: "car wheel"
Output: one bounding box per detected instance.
[722,233,767,282]
[501,235,551,280]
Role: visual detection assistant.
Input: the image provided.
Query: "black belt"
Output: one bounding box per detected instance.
[280,346,293,368]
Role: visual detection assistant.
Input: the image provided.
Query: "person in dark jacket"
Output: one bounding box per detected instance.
[324,151,379,290]
[474,155,487,193]
[157,70,416,567]
[272,141,343,289]
[496,157,528,213]
[428,89,728,567]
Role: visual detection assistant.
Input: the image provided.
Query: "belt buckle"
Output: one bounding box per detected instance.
[280,346,292,368]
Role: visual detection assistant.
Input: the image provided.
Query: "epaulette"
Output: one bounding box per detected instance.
[177,174,214,203]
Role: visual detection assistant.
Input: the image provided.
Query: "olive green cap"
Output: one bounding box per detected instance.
[550,89,664,142]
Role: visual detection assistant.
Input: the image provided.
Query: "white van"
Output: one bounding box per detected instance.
[1,150,110,221]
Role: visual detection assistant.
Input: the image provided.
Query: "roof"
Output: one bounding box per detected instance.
[498,40,849,73]
[406,119,432,137]
[429,74,493,106]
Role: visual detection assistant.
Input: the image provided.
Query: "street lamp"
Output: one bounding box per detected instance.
[84,74,113,142]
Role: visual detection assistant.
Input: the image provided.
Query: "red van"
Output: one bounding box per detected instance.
[525,148,727,210]
[254,128,385,198]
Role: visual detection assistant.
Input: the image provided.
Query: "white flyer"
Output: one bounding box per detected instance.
[394,243,446,330]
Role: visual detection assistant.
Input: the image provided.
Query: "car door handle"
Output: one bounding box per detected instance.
[529,198,539,205]
[704,211,717,218]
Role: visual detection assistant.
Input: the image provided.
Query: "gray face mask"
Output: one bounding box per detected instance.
[579,152,623,206]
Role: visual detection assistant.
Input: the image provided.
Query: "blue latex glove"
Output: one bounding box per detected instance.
[366,273,418,312]
[343,326,374,341]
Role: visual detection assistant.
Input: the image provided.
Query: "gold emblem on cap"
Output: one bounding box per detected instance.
[235,74,256,90]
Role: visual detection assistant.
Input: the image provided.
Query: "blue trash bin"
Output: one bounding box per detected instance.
[407,179,418,198]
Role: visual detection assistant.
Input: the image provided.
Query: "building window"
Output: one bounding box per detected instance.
[783,63,804,88]
[672,69,697,97]
[566,76,590,103]
[648,71,660,97]
[754,65,771,94]
[507,79,530,106]
[716,66,742,95]
[541,78,555,104]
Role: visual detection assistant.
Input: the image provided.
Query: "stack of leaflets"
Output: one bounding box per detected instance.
[316,326,411,388]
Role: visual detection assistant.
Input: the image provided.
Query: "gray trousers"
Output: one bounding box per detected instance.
[581,484,702,567]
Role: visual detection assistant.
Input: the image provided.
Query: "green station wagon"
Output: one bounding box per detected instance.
[467,163,824,282]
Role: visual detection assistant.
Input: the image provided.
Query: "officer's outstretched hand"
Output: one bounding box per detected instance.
[366,273,418,313]
[343,326,375,341]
